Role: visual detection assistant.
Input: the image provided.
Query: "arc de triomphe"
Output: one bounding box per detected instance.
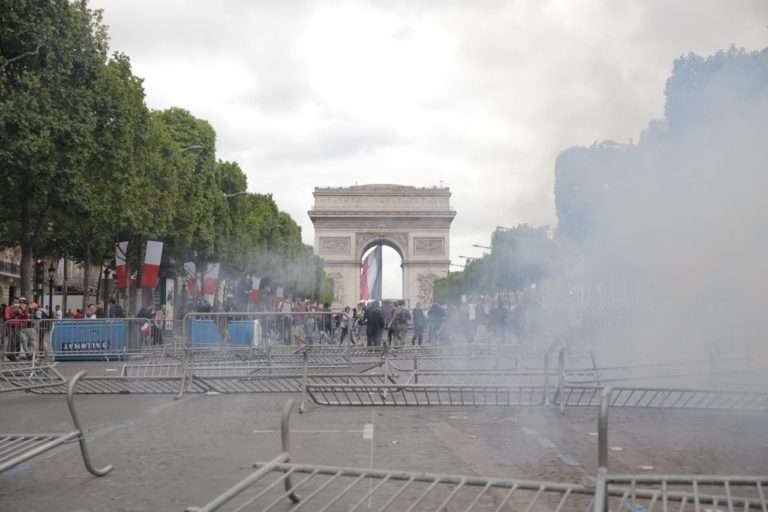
[309,185,456,308]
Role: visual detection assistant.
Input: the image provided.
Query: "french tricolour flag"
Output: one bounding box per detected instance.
[203,263,220,295]
[115,241,128,289]
[140,241,163,289]
[184,262,199,296]
[360,245,382,301]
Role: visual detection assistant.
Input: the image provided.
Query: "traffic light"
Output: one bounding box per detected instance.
[34,258,45,288]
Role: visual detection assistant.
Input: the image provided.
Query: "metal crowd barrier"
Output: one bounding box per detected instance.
[29,345,393,397]
[0,360,66,393]
[2,317,174,362]
[0,370,112,477]
[306,382,768,411]
[557,384,768,411]
[120,361,382,378]
[592,387,768,511]
[307,384,550,407]
[26,373,395,396]
[187,399,768,512]
[182,311,343,349]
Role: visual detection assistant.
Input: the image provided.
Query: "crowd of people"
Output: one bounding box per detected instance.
[2,289,528,357]
[1,297,50,359]
[0,296,167,358]
[347,297,520,347]
[186,291,525,347]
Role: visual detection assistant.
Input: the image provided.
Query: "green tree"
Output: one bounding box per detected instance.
[152,108,224,275]
[0,0,108,297]
[67,53,172,307]
[433,225,559,304]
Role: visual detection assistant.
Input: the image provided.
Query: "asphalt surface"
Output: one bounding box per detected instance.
[1,361,767,511]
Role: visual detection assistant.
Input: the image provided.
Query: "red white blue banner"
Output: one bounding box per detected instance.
[360,245,382,301]
[184,262,199,296]
[115,241,128,289]
[203,263,220,295]
[140,241,163,289]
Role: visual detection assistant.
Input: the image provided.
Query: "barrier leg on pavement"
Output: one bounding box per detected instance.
[66,370,114,477]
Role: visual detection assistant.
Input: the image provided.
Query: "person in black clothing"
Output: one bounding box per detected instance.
[411,303,426,345]
[492,300,508,343]
[363,302,385,347]
[108,299,126,318]
[427,303,445,344]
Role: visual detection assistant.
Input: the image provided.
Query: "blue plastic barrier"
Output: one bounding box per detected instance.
[51,320,128,360]
[189,319,256,346]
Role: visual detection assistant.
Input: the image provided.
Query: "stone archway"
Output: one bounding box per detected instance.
[309,185,456,308]
[358,237,406,300]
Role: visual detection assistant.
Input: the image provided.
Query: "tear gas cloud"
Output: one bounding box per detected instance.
[552,47,768,366]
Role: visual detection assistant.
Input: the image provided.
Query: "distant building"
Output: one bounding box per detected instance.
[0,248,21,304]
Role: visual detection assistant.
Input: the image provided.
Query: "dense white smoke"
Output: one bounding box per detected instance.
[554,47,768,365]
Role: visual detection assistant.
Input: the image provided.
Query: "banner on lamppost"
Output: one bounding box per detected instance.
[360,245,382,301]
[115,241,128,289]
[140,241,163,288]
[203,263,220,295]
[184,262,200,297]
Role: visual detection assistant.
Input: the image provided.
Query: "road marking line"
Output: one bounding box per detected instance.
[558,454,580,466]
[521,427,537,436]
[252,429,363,434]
[538,438,556,449]
[368,408,375,509]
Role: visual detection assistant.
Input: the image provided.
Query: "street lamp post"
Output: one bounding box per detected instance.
[47,263,56,318]
[223,191,248,198]
[103,267,112,307]
[180,144,205,154]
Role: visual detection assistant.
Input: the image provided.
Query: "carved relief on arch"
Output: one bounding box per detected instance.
[319,236,351,255]
[355,232,409,259]
[417,272,439,305]
[326,272,345,305]
[414,237,445,256]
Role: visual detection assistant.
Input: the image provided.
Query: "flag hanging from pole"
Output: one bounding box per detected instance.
[115,241,128,289]
[140,241,163,288]
[184,262,199,296]
[360,245,382,301]
[203,263,220,295]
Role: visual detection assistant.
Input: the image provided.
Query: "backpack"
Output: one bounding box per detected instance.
[397,308,411,323]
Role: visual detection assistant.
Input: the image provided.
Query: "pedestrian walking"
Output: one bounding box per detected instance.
[364,302,385,347]
[389,301,410,346]
[107,299,125,318]
[492,299,508,344]
[138,304,155,346]
[383,301,395,345]
[412,303,426,345]
[153,305,165,346]
[339,306,352,344]
[427,303,445,344]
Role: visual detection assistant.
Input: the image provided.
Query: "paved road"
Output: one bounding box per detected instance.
[1,361,767,511]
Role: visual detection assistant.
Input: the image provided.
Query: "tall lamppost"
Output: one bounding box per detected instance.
[48,262,56,318]
[103,267,112,307]
[180,144,204,154]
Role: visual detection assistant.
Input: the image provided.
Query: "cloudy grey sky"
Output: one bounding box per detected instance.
[93,0,767,297]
